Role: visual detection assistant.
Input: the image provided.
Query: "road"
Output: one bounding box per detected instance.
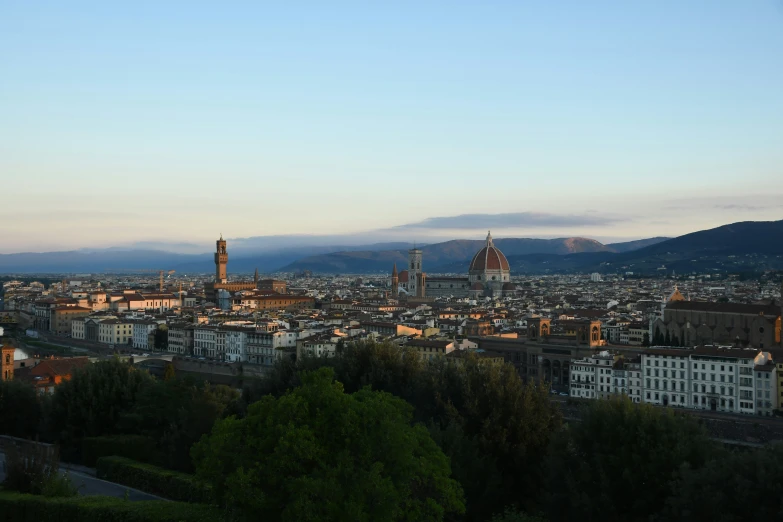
[0,452,164,501]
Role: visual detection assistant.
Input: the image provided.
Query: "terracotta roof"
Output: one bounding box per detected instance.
[398,270,409,283]
[469,232,510,272]
[667,301,780,316]
[31,357,90,378]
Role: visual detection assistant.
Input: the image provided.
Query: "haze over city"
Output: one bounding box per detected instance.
[2,1,783,252]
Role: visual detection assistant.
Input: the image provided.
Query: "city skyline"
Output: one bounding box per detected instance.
[2,1,783,251]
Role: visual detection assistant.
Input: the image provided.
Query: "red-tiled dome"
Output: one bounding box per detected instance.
[398,270,409,283]
[470,282,484,290]
[469,232,510,272]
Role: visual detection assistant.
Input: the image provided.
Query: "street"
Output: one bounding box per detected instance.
[0,452,163,501]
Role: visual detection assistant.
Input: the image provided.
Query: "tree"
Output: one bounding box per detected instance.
[543,397,716,522]
[653,327,664,346]
[130,379,240,472]
[247,341,560,519]
[46,359,154,459]
[664,329,671,346]
[153,328,168,352]
[0,379,43,439]
[163,363,175,381]
[192,367,465,522]
[642,332,650,347]
[663,444,783,522]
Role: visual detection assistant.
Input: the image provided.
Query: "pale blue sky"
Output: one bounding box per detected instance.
[1,1,782,253]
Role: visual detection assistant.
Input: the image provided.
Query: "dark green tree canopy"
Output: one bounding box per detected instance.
[193,367,465,522]
[544,397,715,522]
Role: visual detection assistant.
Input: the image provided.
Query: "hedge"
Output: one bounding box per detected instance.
[95,456,211,504]
[81,435,162,468]
[0,491,228,522]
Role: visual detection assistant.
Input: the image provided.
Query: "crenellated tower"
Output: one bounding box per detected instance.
[215,235,228,283]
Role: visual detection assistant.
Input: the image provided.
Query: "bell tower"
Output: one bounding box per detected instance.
[1,345,14,381]
[408,247,422,297]
[215,235,228,283]
[391,263,399,298]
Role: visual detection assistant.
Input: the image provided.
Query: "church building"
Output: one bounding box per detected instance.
[392,232,516,299]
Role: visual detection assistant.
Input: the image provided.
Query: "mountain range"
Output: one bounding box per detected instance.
[279,237,669,274]
[1,219,781,275]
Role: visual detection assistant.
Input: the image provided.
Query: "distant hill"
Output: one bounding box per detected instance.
[606,237,669,253]
[283,237,617,274]
[503,220,783,275]
[9,220,775,275]
[0,243,418,275]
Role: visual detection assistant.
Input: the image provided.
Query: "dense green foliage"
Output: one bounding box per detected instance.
[544,397,715,522]
[247,341,560,520]
[0,379,43,438]
[663,443,783,521]
[46,359,154,461]
[122,378,240,472]
[81,435,161,468]
[193,367,465,522]
[44,359,239,470]
[6,340,783,521]
[96,456,211,503]
[0,491,229,522]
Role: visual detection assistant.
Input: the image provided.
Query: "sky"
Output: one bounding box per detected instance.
[1,1,782,253]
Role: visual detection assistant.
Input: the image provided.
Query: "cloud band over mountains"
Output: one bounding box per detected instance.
[394,212,624,230]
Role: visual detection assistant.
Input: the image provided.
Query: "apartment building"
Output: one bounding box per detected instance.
[132,320,159,351]
[569,351,618,400]
[194,326,218,358]
[97,319,134,346]
[642,349,691,408]
[167,323,194,356]
[569,345,778,416]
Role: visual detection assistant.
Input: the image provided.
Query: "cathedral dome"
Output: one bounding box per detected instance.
[469,232,510,272]
[470,282,484,291]
[398,270,409,283]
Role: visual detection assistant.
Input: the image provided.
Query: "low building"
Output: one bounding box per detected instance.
[97,319,134,346]
[50,306,92,335]
[16,357,90,394]
[405,339,455,361]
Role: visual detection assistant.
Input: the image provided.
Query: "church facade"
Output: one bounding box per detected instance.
[392,232,516,299]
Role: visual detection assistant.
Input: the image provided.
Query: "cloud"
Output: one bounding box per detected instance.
[393,212,624,230]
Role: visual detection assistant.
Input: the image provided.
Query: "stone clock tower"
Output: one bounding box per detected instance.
[215,235,228,283]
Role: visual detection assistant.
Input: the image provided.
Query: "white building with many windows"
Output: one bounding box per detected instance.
[570,351,618,399]
[641,348,691,408]
[132,320,159,351]
[194,326,218,358]
[569,345,776,416]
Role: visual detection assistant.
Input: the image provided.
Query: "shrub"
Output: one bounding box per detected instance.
[0,441,75,497]
[0,491,228,521]
[96,456,211,503]
[81,435,161,467]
